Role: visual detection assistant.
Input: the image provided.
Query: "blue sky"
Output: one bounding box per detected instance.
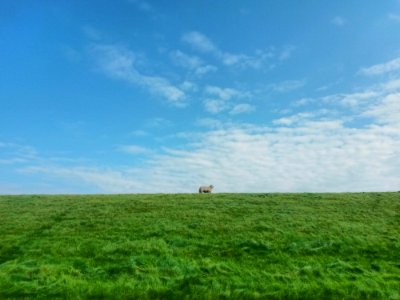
[1,0,400,193]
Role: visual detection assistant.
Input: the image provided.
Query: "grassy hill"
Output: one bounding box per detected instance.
[0,193,399,299]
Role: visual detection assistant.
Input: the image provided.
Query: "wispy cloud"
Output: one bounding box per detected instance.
[205,85,241,100]
[15,79,400,193]
[89,44,186,106]
[182,31,291,69]
[272,112,315,126]
[268,79,306,93]
[82,25,103,40]
[170,50,217,76]
[22,112,400,193]
[331,16,346,27]
[118,145,152,155]
[145,117,173,128]
[388,13,400,23]
[279,45,296,61]
[362,93,400,125]
[202,85,251,114]
[359,57,400,76]
[182,31,218,53]
[0,142,37,165]
[11,57,400,194]
[130,130,148,137]
[229,103,255,115]
[203,99,227,114]
[128,0,154,12]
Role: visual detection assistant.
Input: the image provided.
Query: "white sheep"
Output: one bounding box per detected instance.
[199,185,214,193]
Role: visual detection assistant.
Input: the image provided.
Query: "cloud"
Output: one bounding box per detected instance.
[23,113,400,193]
[268,79,306,93]
[202,85,251,114]
[293,82,396,111]
[182,31,218,53]
[145,117,173,128]
[90,44,186,106]
[331,16,346,26]
[359,57,400,76]
[229,103,255,115]
[0,142,37,165]
[21,166,142,193]
[130,130,148,137]
[11,57,400,194]
[118,145,152,155]
[182,31,289,69]
[170,50,217,76]
[362,93,400,125]
[15,80,400,193]
[0,158,27,165]
[82,26,102,40]
[195,118,224,129]
[203,99,227,114]
[205,85,241,100]
[279,45,296,61]
[63,46,82,62]
[128,0,154,12]
[388,13,400,23]
[272,112,315,126]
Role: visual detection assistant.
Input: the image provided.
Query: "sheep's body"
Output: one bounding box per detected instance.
[199,185,214,193]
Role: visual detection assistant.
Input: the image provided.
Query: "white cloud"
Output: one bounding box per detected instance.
[363,93,400,125]
[229,103,255,115]
[381,78,400,91]
[295,87,389,111]
[170,50,217,76]
[0,142,37,165]
[195,118,224,129]
[171,50,202,69]
[22,116,400,193]
[182,31,290,69]
[145,117,173,128]
[11,57,400,194]
[205,85,241,100]
[293,98,313,107]
[272,112,314,126]
[202,85,251,114]
[268,79,306,93]
[15,80,400,193]
[195,65,218,75]
[118,145,152,155]
[180,81,198,92]
[331,16,346,26]
[359,57,400,76]
[21,166,143,193]
[339,91,379,107]
[203,99,227,114]
[0,158,27,165]
[90,44,186,106]
[182,31,218,53]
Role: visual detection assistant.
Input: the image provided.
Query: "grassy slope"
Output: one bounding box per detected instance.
[0,193,399,299]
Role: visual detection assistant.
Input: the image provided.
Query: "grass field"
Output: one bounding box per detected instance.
[0,193,399,299]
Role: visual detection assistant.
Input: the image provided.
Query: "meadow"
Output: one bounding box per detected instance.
[0,192,399,299]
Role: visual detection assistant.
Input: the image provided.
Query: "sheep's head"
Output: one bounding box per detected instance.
[210,185,214,189]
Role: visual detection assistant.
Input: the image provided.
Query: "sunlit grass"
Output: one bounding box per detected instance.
[0,193,399,298]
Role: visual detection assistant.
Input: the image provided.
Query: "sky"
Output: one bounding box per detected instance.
[1,1,400,194]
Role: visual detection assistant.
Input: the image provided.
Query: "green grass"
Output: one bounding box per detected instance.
[0,193,399,299]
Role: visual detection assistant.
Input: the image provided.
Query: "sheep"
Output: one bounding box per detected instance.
[199,185,214,193]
